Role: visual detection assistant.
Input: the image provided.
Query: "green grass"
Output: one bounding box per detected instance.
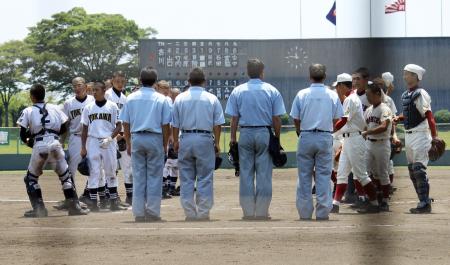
[1,127,449,154]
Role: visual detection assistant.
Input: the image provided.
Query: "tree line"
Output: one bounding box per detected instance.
[0,7,156,127]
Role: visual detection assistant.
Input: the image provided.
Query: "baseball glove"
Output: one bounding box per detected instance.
[228,142,240,177]
[429,138,446,162]
[77,157,90,176]
[117,138,127,152]
[215,156,223,170]
[24,129,34,148]
[268,130,287,168]
[390,140,403,159]
[167,145,178,159]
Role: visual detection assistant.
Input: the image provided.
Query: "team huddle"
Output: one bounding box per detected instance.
[17,58,444,221]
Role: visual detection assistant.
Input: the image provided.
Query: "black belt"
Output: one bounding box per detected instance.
[182,129,211,134]
[342,132,362,137]
[35,136,59,142]
[134,130,158,134]
[367,138,388,142]
[240,126,271,129]
[301,129,333,133]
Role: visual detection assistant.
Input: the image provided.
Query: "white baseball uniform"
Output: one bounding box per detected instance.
[17,103,68,177]
[383,94,397,176]
[81,101,120,189]
[105,88,132,184]
[364,103,393,185]
[404,89,432,166]
[336,93,371,186]
[357,91,371,112]
[63,96,95,177]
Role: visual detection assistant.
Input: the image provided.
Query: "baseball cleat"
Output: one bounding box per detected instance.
[24,207,48,218]
[330,204,339,213]
[109,198,128,211]
[357,204,380,214]
[68,199,90,216]
[409,203,431,214]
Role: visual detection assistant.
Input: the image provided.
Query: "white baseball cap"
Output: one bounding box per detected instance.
[404,64,426,80]
[332,73,352,87]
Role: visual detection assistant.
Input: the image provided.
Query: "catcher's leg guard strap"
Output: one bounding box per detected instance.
[412,162,430,203]
[59,169,76,199]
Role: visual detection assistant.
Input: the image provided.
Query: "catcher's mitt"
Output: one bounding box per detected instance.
[77,157,90,176]
[429,138,446,162]
[24,129,34,148]
[117,138,127,152]
[390,140,402,159]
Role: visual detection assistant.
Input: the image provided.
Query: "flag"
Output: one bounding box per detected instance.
[326,1,336,25]
[385,0,406,14]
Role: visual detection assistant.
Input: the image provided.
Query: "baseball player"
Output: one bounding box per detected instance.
[17,83,88,217]
[352,67,371,112]
[330,74,380,214]
[86,82,94,96]
[172,67,225,221]
[362,83,393,212]
[373,77,399,189]
[81,81,126,211]
[349,67,373,206]
[105,71,133,205]
[398,64,437,214]
[61,77,95,200]
[156,80,175,198]
[165,87,182,196]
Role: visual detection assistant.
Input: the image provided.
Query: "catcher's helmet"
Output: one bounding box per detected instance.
[77,157,90,176]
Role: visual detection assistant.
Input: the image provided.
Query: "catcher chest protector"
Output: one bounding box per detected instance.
[401,89,426,130]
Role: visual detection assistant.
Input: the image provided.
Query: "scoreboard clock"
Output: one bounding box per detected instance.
[284,45,309,70]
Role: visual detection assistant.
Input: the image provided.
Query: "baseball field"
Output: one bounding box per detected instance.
[0,167,449,265]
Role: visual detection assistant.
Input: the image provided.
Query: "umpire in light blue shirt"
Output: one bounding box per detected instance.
[172,67,225,221]
[225,58,286,220]
[290,64,343,221]
[120,67,172,222]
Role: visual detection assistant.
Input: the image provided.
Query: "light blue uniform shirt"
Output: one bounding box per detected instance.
[119,86,172,133]
[290,83,343,132]
[225,79,286,126]
[172,86,225,131]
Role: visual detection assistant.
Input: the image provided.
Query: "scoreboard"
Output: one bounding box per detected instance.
[140,40,249,101]
[139,38,450,112]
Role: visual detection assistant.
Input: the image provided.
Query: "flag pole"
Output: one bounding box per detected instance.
[299,0,303,39]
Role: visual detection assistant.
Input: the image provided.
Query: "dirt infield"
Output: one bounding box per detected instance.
[0,168,449,265]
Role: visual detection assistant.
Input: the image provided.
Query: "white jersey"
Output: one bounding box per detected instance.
[81,101,120,138]
[364,103,392,140]
[17,103,68,135]
[63,95,95,135]
[340,93,366,134]
[383,94,397,116]
[105,88,126,110]
[357,91,371,112]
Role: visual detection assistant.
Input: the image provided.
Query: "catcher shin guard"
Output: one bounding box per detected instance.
[24,171,45,210]
[59,169,76,199]
[411,163,430,203]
